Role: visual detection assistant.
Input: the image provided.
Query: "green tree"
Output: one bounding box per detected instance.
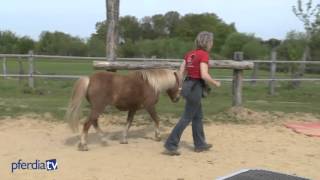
[174,13,236,52]
[133,38,192,58]
[242,40,269,60]
[37,31,87,56]
[18,36,35,53]
[309,30,320,60]
[87,36,105,57]
[119,16,141,42]
[292,0,320,86]
[277,31,307,74]
[151,14,168,37]
[94,21,107,41]
[221,32,256,58]
[0,31,19,53]
[164,11,180,37]
[140,16,157,39]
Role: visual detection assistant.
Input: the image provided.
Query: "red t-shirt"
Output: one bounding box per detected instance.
[184,49,209,79]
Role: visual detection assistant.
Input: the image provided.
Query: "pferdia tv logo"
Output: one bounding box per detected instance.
[11,159,58,173]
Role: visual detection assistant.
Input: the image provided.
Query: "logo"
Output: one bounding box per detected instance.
[11,159,58,173]
[46,159,58,171]
[186,54,195,68]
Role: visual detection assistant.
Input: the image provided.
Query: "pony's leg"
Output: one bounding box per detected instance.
[78,119,92,151]
[92,118,108,146]
[146,106,161,141]
[120,110,136,144]
[78,109,101,151]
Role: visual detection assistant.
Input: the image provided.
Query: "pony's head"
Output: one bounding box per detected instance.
[135,69,182,103]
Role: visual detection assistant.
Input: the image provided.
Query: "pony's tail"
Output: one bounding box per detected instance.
[65,76,90,133]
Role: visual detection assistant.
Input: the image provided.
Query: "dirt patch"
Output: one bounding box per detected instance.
[209,107,320,124]
[0,110,319,180]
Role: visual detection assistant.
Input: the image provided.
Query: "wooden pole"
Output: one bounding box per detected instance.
[18,56,24,83]
[28,50,34,88]
[2,57,7,79]
[250,62,259,86]
[232,52,244,107]
[269,50,277,95]
[106,0,119,62]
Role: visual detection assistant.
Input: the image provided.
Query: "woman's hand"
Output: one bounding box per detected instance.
[200,62,221,88]
[214,80,221,87]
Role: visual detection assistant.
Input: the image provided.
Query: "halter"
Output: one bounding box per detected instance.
[174,72,183,92]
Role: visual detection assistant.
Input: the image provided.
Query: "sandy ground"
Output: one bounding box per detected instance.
[0,113,319,180]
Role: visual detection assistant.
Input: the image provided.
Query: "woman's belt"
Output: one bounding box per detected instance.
[185,76,202,81]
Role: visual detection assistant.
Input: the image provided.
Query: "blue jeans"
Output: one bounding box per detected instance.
[164,80,207,151]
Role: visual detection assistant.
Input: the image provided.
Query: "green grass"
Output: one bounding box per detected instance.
[0,58,320,121]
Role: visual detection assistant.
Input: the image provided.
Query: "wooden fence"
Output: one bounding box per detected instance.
[1,52,320,107]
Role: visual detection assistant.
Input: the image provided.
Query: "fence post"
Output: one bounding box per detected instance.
[18,56,24,83]
[269,50,277,95]
[2,57,7,79]
[28,50,34,88]
[250,62,259,86]
[232,52,244,107]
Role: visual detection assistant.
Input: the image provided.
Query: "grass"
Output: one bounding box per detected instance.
[0,58,320,121]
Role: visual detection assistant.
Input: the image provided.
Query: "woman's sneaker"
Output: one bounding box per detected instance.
[163,149,181,156]
[194,144,213,152]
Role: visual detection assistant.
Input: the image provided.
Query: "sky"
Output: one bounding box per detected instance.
[0,0,316,40]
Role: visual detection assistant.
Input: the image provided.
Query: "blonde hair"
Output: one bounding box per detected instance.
[195,31,214,51]
[133,69,178,93]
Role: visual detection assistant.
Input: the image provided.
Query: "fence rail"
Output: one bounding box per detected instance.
[1,53,320,107]
[1,54,320,64]
[2,53,320,79]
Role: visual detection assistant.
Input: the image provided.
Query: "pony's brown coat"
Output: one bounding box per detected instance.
[66,69,181,150]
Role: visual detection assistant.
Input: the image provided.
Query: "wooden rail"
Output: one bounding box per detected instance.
[2,53,320,107]
[93,60,254,70]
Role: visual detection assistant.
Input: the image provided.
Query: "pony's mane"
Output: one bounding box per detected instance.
[132,69,177,93]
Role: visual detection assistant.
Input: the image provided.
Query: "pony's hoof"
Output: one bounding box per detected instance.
[155,136,162,142]
[120,140,128,144]
[78,143,89,151]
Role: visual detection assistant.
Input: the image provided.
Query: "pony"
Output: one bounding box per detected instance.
[65,69,182,151]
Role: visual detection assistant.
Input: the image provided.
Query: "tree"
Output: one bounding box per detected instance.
[132,38,193,58]
[292,0,320,87]
[164,11,180,37]
[94,21,108,41]
[119,16,141,42]
[242,40,268,60]
[174,13,236,52]
[0,31,19,53]
[221,32,256,58]
[277,31,307,74]
[87,36,106,57]
[151,14,168,38]
[140,16,157,39]
[37,31,87,56]
[293,0,320,34]
[18,36,35,54]
[309,30,320,60]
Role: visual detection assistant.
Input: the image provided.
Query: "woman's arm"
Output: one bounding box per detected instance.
[200,62,221,87]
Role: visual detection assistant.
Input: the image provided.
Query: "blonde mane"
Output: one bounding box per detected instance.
[133,69,178,93]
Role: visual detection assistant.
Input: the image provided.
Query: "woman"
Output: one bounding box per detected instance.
[164,31,221,155]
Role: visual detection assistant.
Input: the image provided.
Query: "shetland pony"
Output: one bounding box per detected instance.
[66,69,182,151]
